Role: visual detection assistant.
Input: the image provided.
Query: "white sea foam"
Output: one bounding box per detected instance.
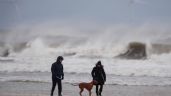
[1,23,171,85]
[1,51,171,78]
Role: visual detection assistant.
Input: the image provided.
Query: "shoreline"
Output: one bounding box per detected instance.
[1,81,171,96]
[1,72,171,86]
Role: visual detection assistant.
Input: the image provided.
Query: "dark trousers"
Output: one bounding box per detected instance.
[96,84,103,96]
[51,77,62,96]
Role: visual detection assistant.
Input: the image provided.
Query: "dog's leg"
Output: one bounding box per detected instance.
[79,88,83,96]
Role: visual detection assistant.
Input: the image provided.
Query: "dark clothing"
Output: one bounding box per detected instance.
[51,77,62,96]
[96,85,103,96]
[51,61,64,96]
[91,66,106,96]
[51,62,64,79]
[91,67,106,85]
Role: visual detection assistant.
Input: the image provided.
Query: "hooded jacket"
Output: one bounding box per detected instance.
[91,66,106,84]
[51,61,64,79]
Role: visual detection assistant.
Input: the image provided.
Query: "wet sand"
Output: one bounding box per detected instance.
[1,81,171,96]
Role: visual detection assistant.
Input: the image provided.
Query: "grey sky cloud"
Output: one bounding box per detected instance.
[0,0,171,29]
[130,0,147,5]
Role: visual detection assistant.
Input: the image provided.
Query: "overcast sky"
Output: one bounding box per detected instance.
[0,0,171,29]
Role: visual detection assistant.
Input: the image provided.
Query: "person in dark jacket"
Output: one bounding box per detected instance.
[51,56,64,96]
[91,61,106,96]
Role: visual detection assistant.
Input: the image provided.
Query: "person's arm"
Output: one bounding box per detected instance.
[102,68,106,82]
[61,65,64,80]
[51,64,56,76]
[91,67,95,78]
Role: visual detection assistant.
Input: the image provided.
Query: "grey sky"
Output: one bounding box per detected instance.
[0,0,171,29]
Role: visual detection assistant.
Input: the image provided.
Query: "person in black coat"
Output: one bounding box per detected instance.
[91,61,106,96]
[51,56,64,96]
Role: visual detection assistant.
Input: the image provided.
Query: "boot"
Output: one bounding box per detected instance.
[99,92,102,96]
[58,93,62,96]
[96,92,99,96]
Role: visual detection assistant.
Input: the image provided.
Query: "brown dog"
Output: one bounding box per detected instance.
[78,80,97,96]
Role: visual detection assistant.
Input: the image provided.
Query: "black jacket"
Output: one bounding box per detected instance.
[51,61,64,79]
[91,67,106,84]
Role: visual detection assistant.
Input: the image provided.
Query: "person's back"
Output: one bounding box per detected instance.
[51,61,64,79]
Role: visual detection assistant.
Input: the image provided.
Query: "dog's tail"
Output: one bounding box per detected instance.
[71,83,79,86]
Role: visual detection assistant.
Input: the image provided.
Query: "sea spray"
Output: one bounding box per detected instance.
[1,23,171,77]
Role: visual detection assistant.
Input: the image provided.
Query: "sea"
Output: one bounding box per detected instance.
[0,24,171,86]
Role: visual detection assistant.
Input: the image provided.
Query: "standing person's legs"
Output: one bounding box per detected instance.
[99,84,103,96]
[96,85,99,96]
[57,79,62,96]
[51,78,57,96]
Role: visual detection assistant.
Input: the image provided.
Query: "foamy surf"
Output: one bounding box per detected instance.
[0,24,171,86]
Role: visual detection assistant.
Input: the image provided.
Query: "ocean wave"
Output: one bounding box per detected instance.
[1,38,171,78]
[1,36,171,58]
[151,43,171,54]
[2,72,171,86]
[8,80,47,83]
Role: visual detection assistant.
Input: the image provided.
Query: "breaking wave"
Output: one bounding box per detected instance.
[0,23,171,78]
[1,37,171,58]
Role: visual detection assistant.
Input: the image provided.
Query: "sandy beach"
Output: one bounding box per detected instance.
[0,81,171,96]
